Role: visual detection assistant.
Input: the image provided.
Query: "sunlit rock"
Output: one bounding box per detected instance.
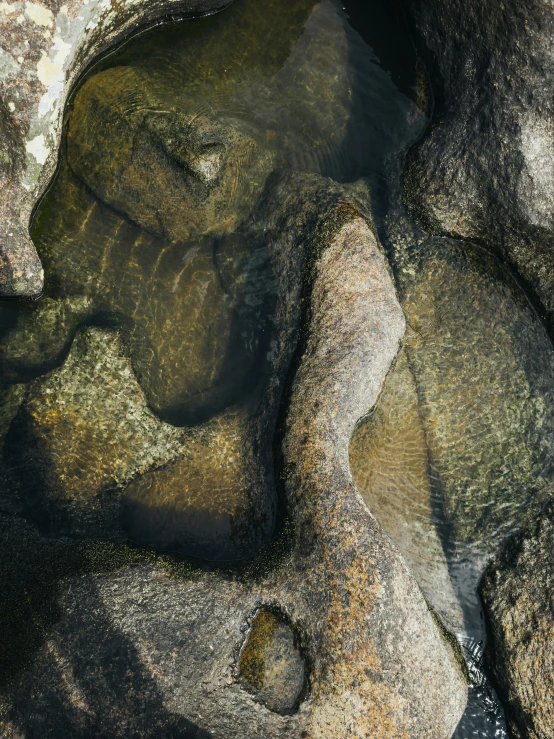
[0,216,467,739]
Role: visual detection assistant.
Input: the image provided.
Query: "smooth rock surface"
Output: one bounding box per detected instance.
[481,506,554,739]
[0,216,468,738]
[403,0,554,324]
[387,206,554,596]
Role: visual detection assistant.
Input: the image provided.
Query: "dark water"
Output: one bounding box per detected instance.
[0,0,528,734]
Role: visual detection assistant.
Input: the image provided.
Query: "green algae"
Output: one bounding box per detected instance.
[238,608,305,714]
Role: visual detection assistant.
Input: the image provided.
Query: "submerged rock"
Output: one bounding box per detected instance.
[66,66,278,243]
[121,405,275,561]
[481,506,554,739]
[0,216,467,738]
[238,609,305,714]
[349,348,464,631]
[389,220,554,585]
[0,172,371,561]
[0,0,233,297]
[24,165,276,426]
[4,326,184,538]
[0,0,382,563]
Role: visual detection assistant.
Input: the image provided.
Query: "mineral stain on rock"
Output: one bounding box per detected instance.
[238,609,305,715]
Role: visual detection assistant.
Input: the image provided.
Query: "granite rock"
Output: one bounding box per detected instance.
[0,216,468,738]
[0,172,372,563]
[403,0,554,325]
[0,0,232,296]
[481,506,554,739]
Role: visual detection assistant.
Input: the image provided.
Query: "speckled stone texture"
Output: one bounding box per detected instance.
[402,0,554,324]
[0,216,468,738]
[382,198,554,613]
[0,0,230,296]
[481,507,554,739]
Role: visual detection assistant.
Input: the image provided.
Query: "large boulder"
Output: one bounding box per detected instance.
[0,216,468,738]
[481,506,554,739]
[402,0,554,324]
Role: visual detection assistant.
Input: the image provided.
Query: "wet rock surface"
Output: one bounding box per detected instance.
[0,216,468,738]
[3,326,184,538]
[481,507,554,739]
[0,168,377,562]
[0,1,474,734]
[402,0,554,325]
[0,0,403,566]
[238,609,305,714]
[368,196,554,734]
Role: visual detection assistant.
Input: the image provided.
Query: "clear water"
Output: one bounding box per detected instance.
[0,0,531,734]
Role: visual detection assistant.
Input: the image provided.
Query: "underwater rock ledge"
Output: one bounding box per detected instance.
[0,0,230,296]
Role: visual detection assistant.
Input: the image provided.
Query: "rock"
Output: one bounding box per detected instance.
[121,405,276,561]
[0,216,467,738]
[402,0,554,325]
[349,348,464,632]
[0,0,232,296]
[1,172,372,562]
[0,13,373,558]
[24,163,275,425]
[63,0,351,244]
[388,212,554,591]
[278,214,467,737]
[4,326,184,538]
[481,506,554,739]
[237,608,305,715]
[66,66,277,243]
[0,0,353,297]
[0,295,93,382]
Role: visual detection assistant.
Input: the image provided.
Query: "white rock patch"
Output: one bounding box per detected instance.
[24,1,53,26]
[26,133,49,165]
